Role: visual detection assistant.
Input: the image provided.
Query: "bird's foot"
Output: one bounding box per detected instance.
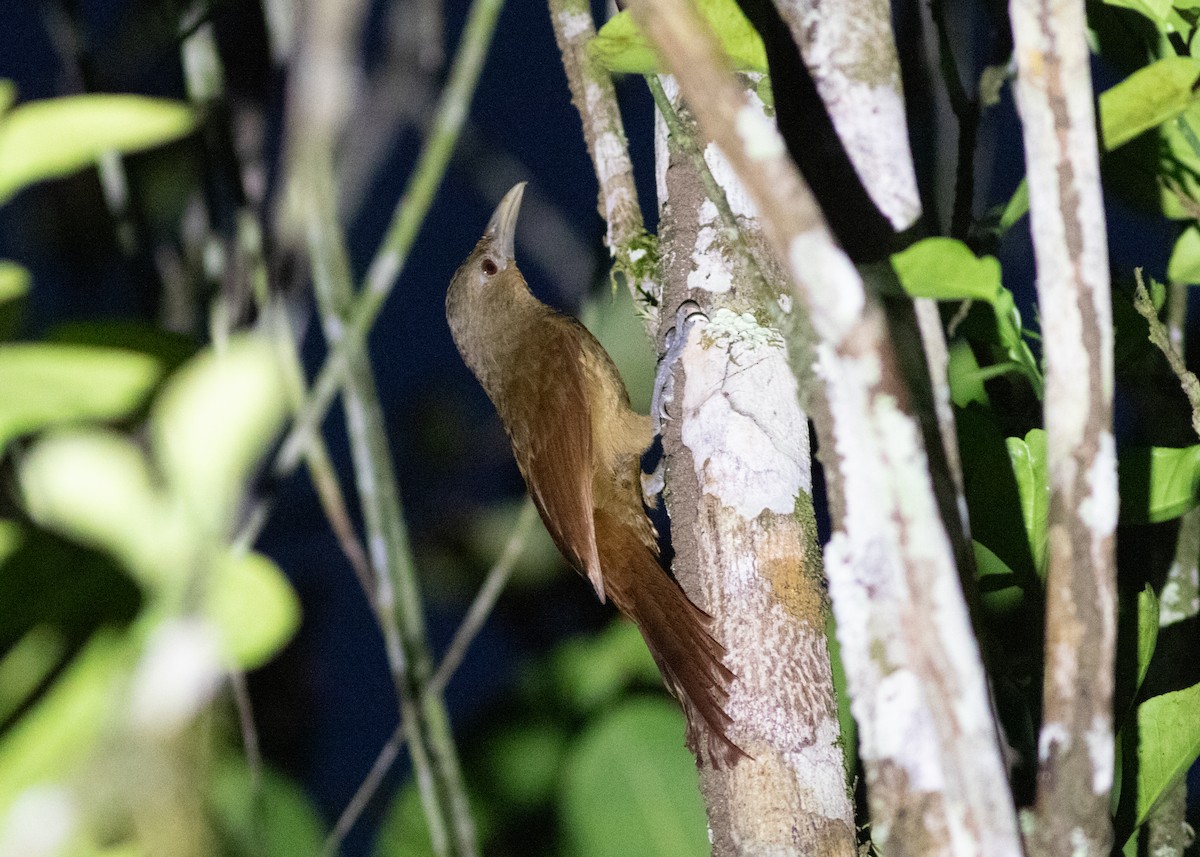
[651,300,707,437]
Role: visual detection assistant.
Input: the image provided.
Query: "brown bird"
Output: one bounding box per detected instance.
[447,183,742,765]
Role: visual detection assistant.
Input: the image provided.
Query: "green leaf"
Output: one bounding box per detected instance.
[0,625,66,724]
[375,783,493,857]
[1168,224,1200,283]
[552,620,661,712]
[946,340,991,408]
[0,260,29,340]
[209,756,326,857]
[1007,429,1050,575]
[0,95,195,204]
[0,632,128,815]
[1132,681,1200,827]
[1100,57,1200,150]
[997,181,1029,235]
[974,540,1024,615]
[0,80,15,116]
[1102,0,1173,23]
[590,0,767,74]
[0,343,162,455]
[151,336,287,535]
[1136,585,1158,691]
[20,429,178,587]
[207,551,300,669]
[482,722,569,811]
[559,698,707,857]
[891,238,1003,303]
[1118,445,1200,523]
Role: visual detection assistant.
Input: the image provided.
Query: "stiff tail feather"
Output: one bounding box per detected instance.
[593,509,747,767]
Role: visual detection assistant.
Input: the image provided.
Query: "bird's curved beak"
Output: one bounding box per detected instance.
[484,182,526,262]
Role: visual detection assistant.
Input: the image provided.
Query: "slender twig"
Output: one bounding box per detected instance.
[273,0,507,480]
[1133,269,1200,439]
[320,501,536,857]
[547,0,659,323]
[430,500,537,695]
[929,0,979,239]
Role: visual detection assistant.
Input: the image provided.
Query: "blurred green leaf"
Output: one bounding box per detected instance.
[151,337,287,535]
[0,261,29,341]
[375,783,493,857]
[1102,0,1172,23]
[0,80,15,116]
[48,321,197,374]
[469,500,561,586]
[0,625,65,724]
[209,755,325,857]
[0,344,162,455]
[1132,681,1200,828]
[997,181,1029,235]
[590,0,767,74]
[482,722,569,811]
[1118,445,1200,523]
[974,540,1024,615]
[20,429,176,588]
[0,632,127,815]
[1168,224,1200,283]
[1100,57,1200,150]
[0,95,195,205]
[559,698,707,857]
[552,621,660,712]
[1007,429,1049,576]
[207,551,300,669]
[945,340,992,408]
[891,238,1003,303]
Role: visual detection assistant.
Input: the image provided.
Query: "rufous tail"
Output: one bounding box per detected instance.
[593,509,747,767]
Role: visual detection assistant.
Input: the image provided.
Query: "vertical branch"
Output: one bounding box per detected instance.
[652,76,856,856]
[547,0,659,327]
[625,1,1022,855]
[1009,1,1117,855]
[278,2,476,855]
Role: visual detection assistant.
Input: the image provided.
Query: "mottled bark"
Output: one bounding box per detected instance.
[1009,1,1117,855]
[627,1,1022,854]
[654,77,855,857]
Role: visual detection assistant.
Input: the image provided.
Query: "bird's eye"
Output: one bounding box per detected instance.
[481,258,498,276]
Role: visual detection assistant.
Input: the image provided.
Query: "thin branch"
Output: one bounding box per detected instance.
[273,0,507,480]
[547,0,659,324]
[1010,1,1117,854]
[430,500,537,695]
[1133,269,1200,439]
[625,1,1021,854]
[318,499,535,857]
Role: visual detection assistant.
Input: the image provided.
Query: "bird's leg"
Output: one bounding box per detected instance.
[643,300,707,498]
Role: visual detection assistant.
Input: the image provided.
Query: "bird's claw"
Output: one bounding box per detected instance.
[652,300,707,436]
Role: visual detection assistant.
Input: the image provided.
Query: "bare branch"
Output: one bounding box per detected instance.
[1133,270,1200,440]
[1010,1,1117,853]
[548,0,660,324]
[626,1,1022,854]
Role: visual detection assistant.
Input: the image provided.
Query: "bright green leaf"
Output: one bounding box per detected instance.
[0,95,195,205]
[1007,429,1050,576]
[0,344,161,455]
[590,0,767,74]
[1102,0,1173,23]
[552,620,660,712]
[997,181,1029,235]
[1132,681,1200,827]
[20,429,178,587]
[0,632,128,815]
[560,698,707,857]
[974,540,1024,614]
[1168,225,1200,283]
[0,625,65,724]
[1100,57,1200,150]
[151,336,287,535]
[892,238,1004,303]
[1118,445,1200,523]
[946,340,991,408]
[207,551,300,669]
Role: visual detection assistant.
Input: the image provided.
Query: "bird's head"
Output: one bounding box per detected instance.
[447,181,526,314]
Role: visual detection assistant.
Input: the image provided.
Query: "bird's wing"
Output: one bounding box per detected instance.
[501,318,605,602]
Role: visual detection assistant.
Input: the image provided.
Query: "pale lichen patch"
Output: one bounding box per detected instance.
[1078,431,1117,539]
[787,234,864,345]
[1084,713,1113,794]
